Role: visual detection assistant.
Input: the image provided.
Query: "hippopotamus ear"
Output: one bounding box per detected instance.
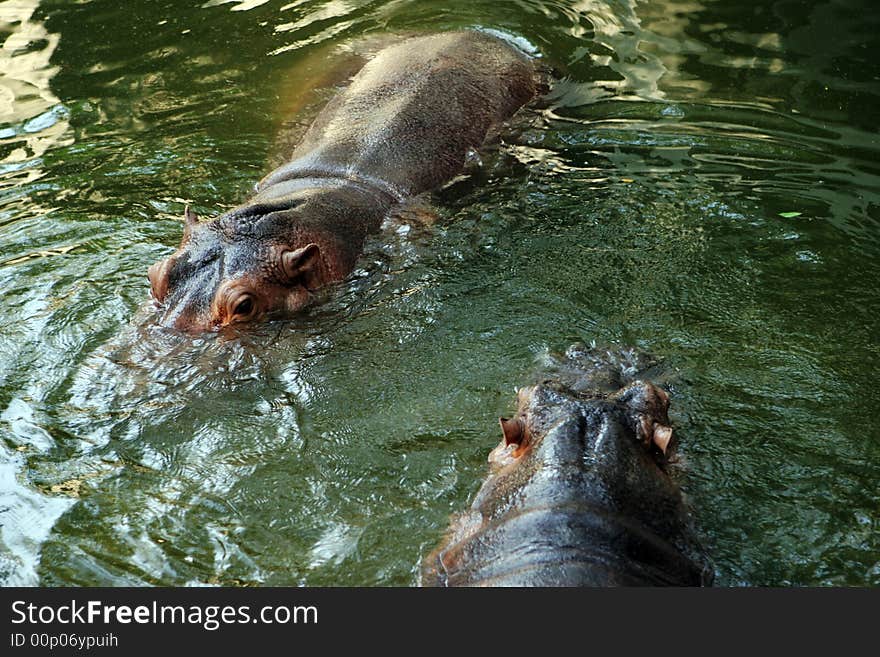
[652,425,673,454]
[282,243,323,290]
[181,205,200,245]
[499,417,525,446]
[147,258,170,303]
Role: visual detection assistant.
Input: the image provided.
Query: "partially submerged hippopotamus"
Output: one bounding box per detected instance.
[147,31,543,331]
[421,344,713,586]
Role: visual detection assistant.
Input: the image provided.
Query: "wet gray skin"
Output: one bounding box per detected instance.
[147,31,543,331]
[422,344,713,586]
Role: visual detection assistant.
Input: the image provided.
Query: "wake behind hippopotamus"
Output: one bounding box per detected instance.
[147,31,544,331]
[421,345,713,586]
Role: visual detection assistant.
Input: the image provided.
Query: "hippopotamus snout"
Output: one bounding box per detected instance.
[422,344,713,587]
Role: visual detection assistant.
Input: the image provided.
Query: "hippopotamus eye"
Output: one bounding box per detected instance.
[234,296,254,316]
[228,293,256,321]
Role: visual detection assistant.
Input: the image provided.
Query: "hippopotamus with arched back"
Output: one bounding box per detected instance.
[147,31,543,331]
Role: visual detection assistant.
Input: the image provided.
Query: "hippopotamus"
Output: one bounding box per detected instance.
[147,31,544,331]
[421,344,714,586]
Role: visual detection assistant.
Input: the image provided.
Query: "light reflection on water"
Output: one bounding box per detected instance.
[0,0,77,585]
[0,0,878,586]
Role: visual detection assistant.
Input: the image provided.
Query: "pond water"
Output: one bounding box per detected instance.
[0,0,878,586]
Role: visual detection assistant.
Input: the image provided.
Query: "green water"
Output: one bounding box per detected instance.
[0,0,877,586]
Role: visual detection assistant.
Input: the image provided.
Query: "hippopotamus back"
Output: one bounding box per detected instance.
[258,31,539,201]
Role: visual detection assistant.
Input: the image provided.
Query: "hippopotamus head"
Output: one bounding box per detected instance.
[147,184,385,332]
[487,344,677,496]
[147,207,320,332]
[477,345,704,573]
[422,344,713,586]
